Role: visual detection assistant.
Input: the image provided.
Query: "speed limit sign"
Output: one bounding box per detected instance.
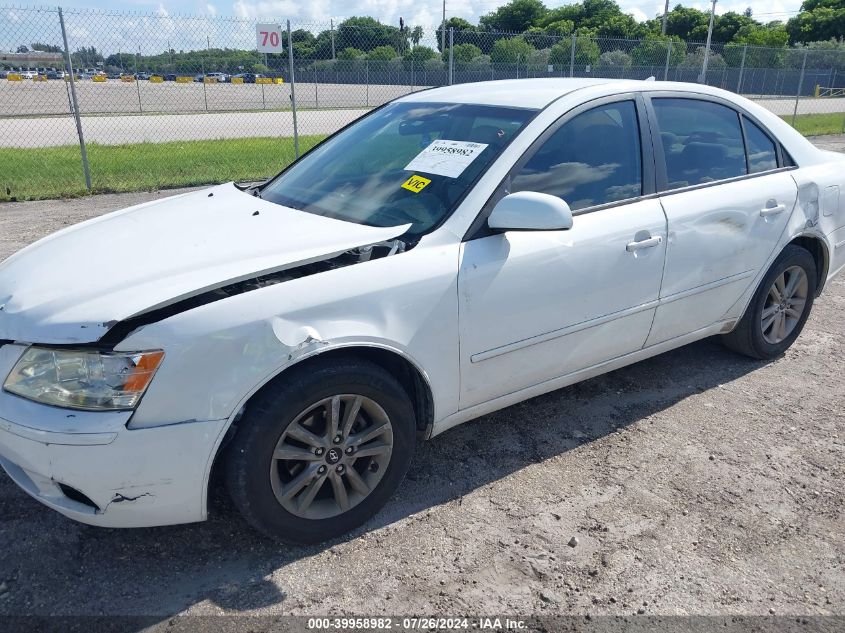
[256,23,283,53]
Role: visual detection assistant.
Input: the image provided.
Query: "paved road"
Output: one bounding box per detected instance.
[0,109,368,147]
[1,79,843,148]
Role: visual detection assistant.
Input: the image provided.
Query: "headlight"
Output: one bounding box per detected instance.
[3,347,164,411]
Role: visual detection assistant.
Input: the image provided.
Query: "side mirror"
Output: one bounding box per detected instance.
[487,191,573,232]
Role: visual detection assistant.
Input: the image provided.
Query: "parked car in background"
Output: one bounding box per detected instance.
[134,72,151,80]
[0,70,8,79]
[205,72,229,83]
[163,73,177,81]
[19,70,37,79]
[1,79,843,544]
[233,73,261,83]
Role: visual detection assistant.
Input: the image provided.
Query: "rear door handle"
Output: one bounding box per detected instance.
[760,203,786,217]
[626,236,662,252]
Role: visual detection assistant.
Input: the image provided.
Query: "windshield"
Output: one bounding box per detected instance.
[259,102,537,236]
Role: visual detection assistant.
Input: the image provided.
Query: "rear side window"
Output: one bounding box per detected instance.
[743,117,778,173]
[509,100,642,211]
[653,98,747,189]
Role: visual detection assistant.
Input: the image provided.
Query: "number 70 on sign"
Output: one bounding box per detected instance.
[256,23,283,53]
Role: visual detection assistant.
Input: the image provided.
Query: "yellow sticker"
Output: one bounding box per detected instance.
[401,174,431,193]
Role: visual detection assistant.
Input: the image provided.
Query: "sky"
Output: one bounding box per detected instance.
[13,0,805,31]
[2,0,804,58]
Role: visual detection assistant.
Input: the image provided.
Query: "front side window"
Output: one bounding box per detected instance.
[509,100,642,211]
[744,117,778,173]
[653,98,747,188]
[259,102,536,237]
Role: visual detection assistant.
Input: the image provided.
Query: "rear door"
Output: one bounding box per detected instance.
[644,95,798,345]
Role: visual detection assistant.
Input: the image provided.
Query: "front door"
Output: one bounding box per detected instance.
[458,99,667,408]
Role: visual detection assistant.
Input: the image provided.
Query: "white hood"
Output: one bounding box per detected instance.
[0,183,409,344]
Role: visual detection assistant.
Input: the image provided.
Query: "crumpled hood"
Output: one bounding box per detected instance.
[0,183,408,344]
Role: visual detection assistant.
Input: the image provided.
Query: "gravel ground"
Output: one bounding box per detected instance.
[0,140,843,623]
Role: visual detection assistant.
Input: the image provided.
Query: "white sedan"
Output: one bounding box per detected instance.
[0,79,843,542]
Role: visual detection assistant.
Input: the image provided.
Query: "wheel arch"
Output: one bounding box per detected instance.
[787,232,830,296]
[204,342,435,516]
[204,343,434,494]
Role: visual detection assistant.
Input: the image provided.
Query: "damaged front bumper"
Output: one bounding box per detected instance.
[0,344,227,528]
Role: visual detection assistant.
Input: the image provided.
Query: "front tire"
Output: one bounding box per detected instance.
[721,245,817,360]
[224,356,416,543]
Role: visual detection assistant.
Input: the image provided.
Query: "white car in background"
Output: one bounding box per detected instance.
[0,79,843,543]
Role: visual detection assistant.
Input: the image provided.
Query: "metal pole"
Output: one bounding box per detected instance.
[330,19,336,60]
[736,43,747,93]
[661,0,670,35]
[365,60,369,105]
[441,0,446,54]
[700,0,717,83]
[59,7,91,191]
[287,20,299,158]
[135,45,142,112]
[569,33,576,77]
[663,40,672,81]
[448,27,454,85]
[792,50,808,127]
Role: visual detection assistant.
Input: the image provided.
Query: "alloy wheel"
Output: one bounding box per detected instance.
[761,265,808,345]
[269,394,394,520]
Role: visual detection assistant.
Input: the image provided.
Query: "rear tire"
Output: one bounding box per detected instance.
[721,245,816,360]
[224,356,416,543]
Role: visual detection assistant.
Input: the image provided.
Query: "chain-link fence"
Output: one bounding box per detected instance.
[2,6,845,200]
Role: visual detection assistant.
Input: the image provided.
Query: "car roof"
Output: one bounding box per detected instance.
[397,78,637,109]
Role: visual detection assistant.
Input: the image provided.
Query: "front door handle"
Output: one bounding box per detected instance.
[760,203,786,217]
[626,236,662,252]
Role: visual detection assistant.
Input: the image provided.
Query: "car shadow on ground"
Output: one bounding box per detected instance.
[0,337,768,618]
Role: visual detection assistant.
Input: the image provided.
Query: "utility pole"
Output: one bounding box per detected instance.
[700,0,717,83]
[661,0,670,35]
[330,19,336,60]
[441,0,446,53]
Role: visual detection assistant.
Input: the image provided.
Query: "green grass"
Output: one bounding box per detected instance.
[0,135,325,201]
[781,112,845,137]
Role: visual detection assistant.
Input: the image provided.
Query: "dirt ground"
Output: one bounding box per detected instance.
[0,139,843,624]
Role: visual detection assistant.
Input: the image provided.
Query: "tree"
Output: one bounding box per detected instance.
[30,43,62,53]
[595,13,646,39]
[722,24,789,67]
[403,46,437,63]
[436,17,476,52]
[542,20,575,36]
[712,11,758,43]
[679,46,727,69]
[337,47,365,60]
[336,17,404,53]
[786,0,845,44]
[787,38,845,70]
[410,26,424,46]
[446,43,483,64]
[663,5,711,41]
[367,45,397,61]
[490,37,535,63]
[16,45,28,53]
[479,0,549,32]
[548,35,599,67]
[631,34,686,66]
[597,49,633,68]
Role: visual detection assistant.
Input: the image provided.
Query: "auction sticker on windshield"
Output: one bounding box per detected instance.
[404,140,489,178]
[401,174,432,193]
